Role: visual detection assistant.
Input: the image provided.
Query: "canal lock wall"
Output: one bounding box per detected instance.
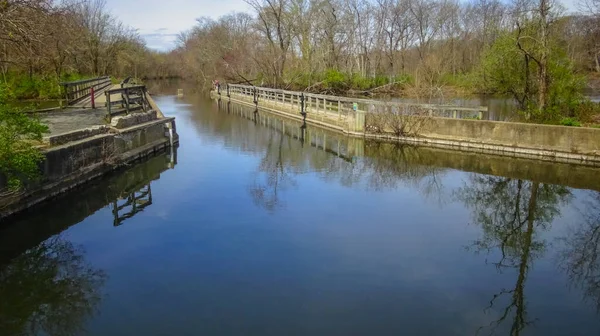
[0,110,178,219]
[214,87,600,166]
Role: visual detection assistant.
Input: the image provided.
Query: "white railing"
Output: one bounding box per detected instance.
[223,84,487,120]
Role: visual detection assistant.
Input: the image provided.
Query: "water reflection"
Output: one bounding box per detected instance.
[0,152,176,335]
[559,191,600,312]
[0,235,106,336]
[112,184,153,226]
[207,99,600,334]
[250,130,298,211]
[457,177,571,335]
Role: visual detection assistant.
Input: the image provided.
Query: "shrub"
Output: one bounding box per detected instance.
[573,100,600,123]
[323,69,347,91]
[0,82,15,104]
[366,105,432,137]
[0,105,49,190]
[559,117,581,127]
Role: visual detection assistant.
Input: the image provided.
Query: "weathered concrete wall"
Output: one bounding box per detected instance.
[363,141,600,191]
[114,120,167,153]
[1,113,178,219]
[111,110,157,129]
[418,118,600,156]
[218,93,600,165]
[44,125,110,146]
[43,134,115,179]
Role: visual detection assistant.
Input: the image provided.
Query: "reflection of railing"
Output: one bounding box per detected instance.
[105,85,149,120]
[60,76,112,106]
[227,84,487,120]
[220,100,358,161]
[112,184,152,226]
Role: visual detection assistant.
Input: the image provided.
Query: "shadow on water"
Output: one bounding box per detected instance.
[0,151,176,335]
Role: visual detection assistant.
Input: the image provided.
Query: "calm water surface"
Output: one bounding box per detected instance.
[2,82,600,335]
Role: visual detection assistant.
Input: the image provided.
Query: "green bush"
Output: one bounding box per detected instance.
[572,100,600,123]
[0,105,49,190]
[323,69,347,90]
[4,73,89,101]
[0,82,15,104]
[559,117,581,127]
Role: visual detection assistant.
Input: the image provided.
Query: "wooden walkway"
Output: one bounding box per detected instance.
[37,77,156,139]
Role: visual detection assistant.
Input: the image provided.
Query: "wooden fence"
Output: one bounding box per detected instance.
[105,85,149,120]
[61,76,112,106]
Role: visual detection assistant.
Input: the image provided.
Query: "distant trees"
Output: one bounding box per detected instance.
[0,0,178,100]
[175,0,600,103]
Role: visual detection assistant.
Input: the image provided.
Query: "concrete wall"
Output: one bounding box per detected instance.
[418,118,600,156]
[114,121,167,153]
[1,116,177,219]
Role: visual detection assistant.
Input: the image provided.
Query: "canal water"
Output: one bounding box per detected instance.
[2,82,600,335]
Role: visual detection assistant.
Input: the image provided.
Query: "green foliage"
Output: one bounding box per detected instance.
[0,105,49,190]
[0,82,15,104]
[296,69,412,93]
[559,117,581,127]
[478,30,587,124]
[572,100,600,123]
[478,34,532,104]
[441,72,477,89]
[10,75,60,100]
[323,69,347,90]
[2,73,89,101]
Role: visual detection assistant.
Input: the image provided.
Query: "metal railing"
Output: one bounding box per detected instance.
[60,76,112,106]
[105,85,149,120]
[225,84,487,120]
[112,184,152,226]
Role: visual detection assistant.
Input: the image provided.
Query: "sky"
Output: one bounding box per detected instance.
[105,0,579,52]
[104,0,250,51]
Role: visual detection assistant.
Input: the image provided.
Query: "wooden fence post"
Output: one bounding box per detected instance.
[106,92,112,121]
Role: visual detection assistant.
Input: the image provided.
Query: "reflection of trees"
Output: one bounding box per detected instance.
[559,191,600,311]
[457,176,570,335]
[0,236,106,336]
[249,130,297,211]
[363,143,445,192]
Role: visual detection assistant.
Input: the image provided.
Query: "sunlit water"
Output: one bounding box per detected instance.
[1,81,600,336]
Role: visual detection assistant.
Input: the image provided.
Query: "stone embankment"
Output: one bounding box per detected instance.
[1,105,178,219]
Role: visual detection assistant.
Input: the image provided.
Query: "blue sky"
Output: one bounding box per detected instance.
[105,0,579,52]
[105,0,250,51]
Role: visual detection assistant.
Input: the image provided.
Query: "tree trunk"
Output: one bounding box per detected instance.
[537,0,549,114]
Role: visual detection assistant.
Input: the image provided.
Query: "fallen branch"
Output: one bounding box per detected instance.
[303,81,325,92]
[347,81,405,96]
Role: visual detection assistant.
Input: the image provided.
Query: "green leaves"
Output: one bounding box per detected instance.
[478,24,587,124]
[0,106,49,190]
